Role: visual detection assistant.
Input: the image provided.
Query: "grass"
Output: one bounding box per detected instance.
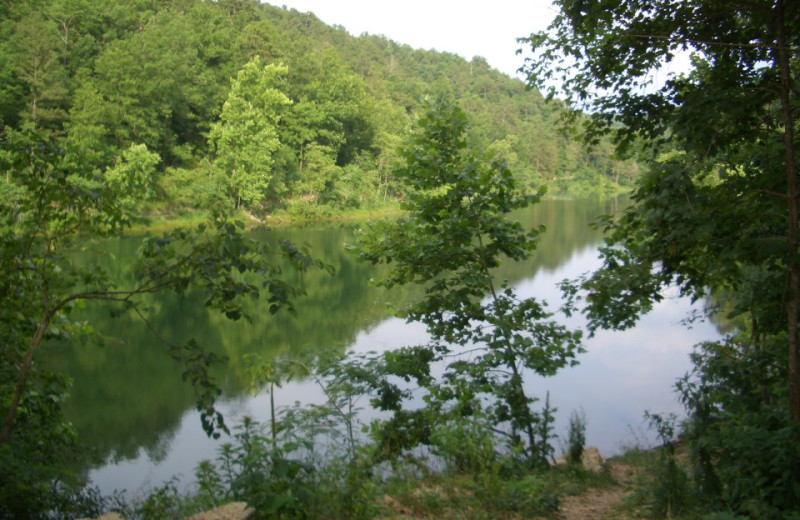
[127,192,610,235]
[610,443,701,520]
[374,462,616,520]
[126,211,211,234]
[124,203,407,235]
[102,455,620,520]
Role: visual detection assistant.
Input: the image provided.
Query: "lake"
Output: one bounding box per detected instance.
[47,198,721,498]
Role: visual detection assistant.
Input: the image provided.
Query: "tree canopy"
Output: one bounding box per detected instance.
[524,0,800,418]
[356,101,582,465]
[1,0,636,218]
[522,0,800,514]
[210,58,291,208]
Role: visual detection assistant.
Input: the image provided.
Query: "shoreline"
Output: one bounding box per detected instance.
[126,192,629,235]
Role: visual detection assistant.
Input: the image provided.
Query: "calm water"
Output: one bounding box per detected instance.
[47,198,721,497]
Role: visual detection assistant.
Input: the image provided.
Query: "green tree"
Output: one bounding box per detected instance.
[357,102,582,464]
[103,143,159,222]
[64,5,226,171]
[210,57,291,209]
[522,0,800,513]
[365,99,410,199]
[0,126,325,517]
[9,12,69,135]
[0,0,634,218]
[279,46,374,201]
[523,0,800,420]
[234,19,288,65]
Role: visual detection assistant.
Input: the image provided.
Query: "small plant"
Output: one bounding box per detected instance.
[430,413,497,477]
[183,357,382,520]
[136,478,195,520]
[565,409,586,467]
[645,412,691,518]
[534,392,558,465]
[498,474,561,516]
[220,417,315,519]
[194,459,225,510]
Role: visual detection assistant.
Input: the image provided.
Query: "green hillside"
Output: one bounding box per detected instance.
[0,0,635,218]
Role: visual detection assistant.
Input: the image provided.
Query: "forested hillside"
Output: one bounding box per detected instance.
[0,0,634,217]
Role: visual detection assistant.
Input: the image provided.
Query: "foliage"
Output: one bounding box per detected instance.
[615,443,686,519]
[136,478,195,520]
[430,411,499,477]
[1,0,634,225]
[0,121,327,516]
[524,0,800,411]
[565,409,586,468]
[0,372,81,519]
[644,412,692,518]
[173,396,378,520]
[677,338,800,517]
[104,143,160,223]
[356,101,582,464]
[124,400,608,520]
[523,0,800,516]
[210,417,314,519]
[209,57,291,209]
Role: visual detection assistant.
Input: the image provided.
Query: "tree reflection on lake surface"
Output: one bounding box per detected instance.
[47,198,720,496]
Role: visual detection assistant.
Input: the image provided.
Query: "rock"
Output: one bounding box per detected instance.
[78,514,124,520]
[554,446,606,472]
[581,447,605,472]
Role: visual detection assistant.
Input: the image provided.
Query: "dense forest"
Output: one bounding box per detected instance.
[0,0,634,220]
[523,0,800,517]
[11,0,800,518]
[1,2,640,516]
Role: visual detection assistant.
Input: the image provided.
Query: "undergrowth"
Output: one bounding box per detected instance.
[87,409,614,520]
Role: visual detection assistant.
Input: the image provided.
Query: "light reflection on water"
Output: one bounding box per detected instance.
[89,244,721,497]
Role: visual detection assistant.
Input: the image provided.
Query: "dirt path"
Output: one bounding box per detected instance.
[553,459,638,520]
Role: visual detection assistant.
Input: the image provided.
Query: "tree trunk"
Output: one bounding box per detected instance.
[775,0,800,423]
[0,315,52,444]
[476,232,539,458]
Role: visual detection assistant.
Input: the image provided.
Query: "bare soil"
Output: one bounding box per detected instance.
[185,502,253,520]
[552,458,639,520]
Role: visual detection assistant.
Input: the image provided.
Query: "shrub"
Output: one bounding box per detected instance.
[677,338,800,517]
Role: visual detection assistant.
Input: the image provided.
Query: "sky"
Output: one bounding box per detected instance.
[263,1,559,78]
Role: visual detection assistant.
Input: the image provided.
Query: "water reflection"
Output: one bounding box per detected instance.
[45,198,719,495]
[516,249,718,456]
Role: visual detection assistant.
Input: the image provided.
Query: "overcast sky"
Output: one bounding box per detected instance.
[263,1,558,78]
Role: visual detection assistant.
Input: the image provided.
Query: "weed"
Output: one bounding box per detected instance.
[565,409,587,467]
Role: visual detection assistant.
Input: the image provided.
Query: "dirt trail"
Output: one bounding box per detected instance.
[553,459,637,520]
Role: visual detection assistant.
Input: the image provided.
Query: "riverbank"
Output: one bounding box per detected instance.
[82,444,681,520]
[125,203,406,235]
[127,192,630,235]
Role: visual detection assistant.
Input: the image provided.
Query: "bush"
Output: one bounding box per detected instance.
[677,338,800,518]
[0,372,107,520]
[430,414,497,476]
[206,417,315,519]
[287,201,333,221]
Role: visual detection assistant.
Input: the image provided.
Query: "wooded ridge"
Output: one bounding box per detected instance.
[0,0,634,218]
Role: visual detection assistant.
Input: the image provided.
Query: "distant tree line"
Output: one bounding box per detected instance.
[0,0,636,218]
